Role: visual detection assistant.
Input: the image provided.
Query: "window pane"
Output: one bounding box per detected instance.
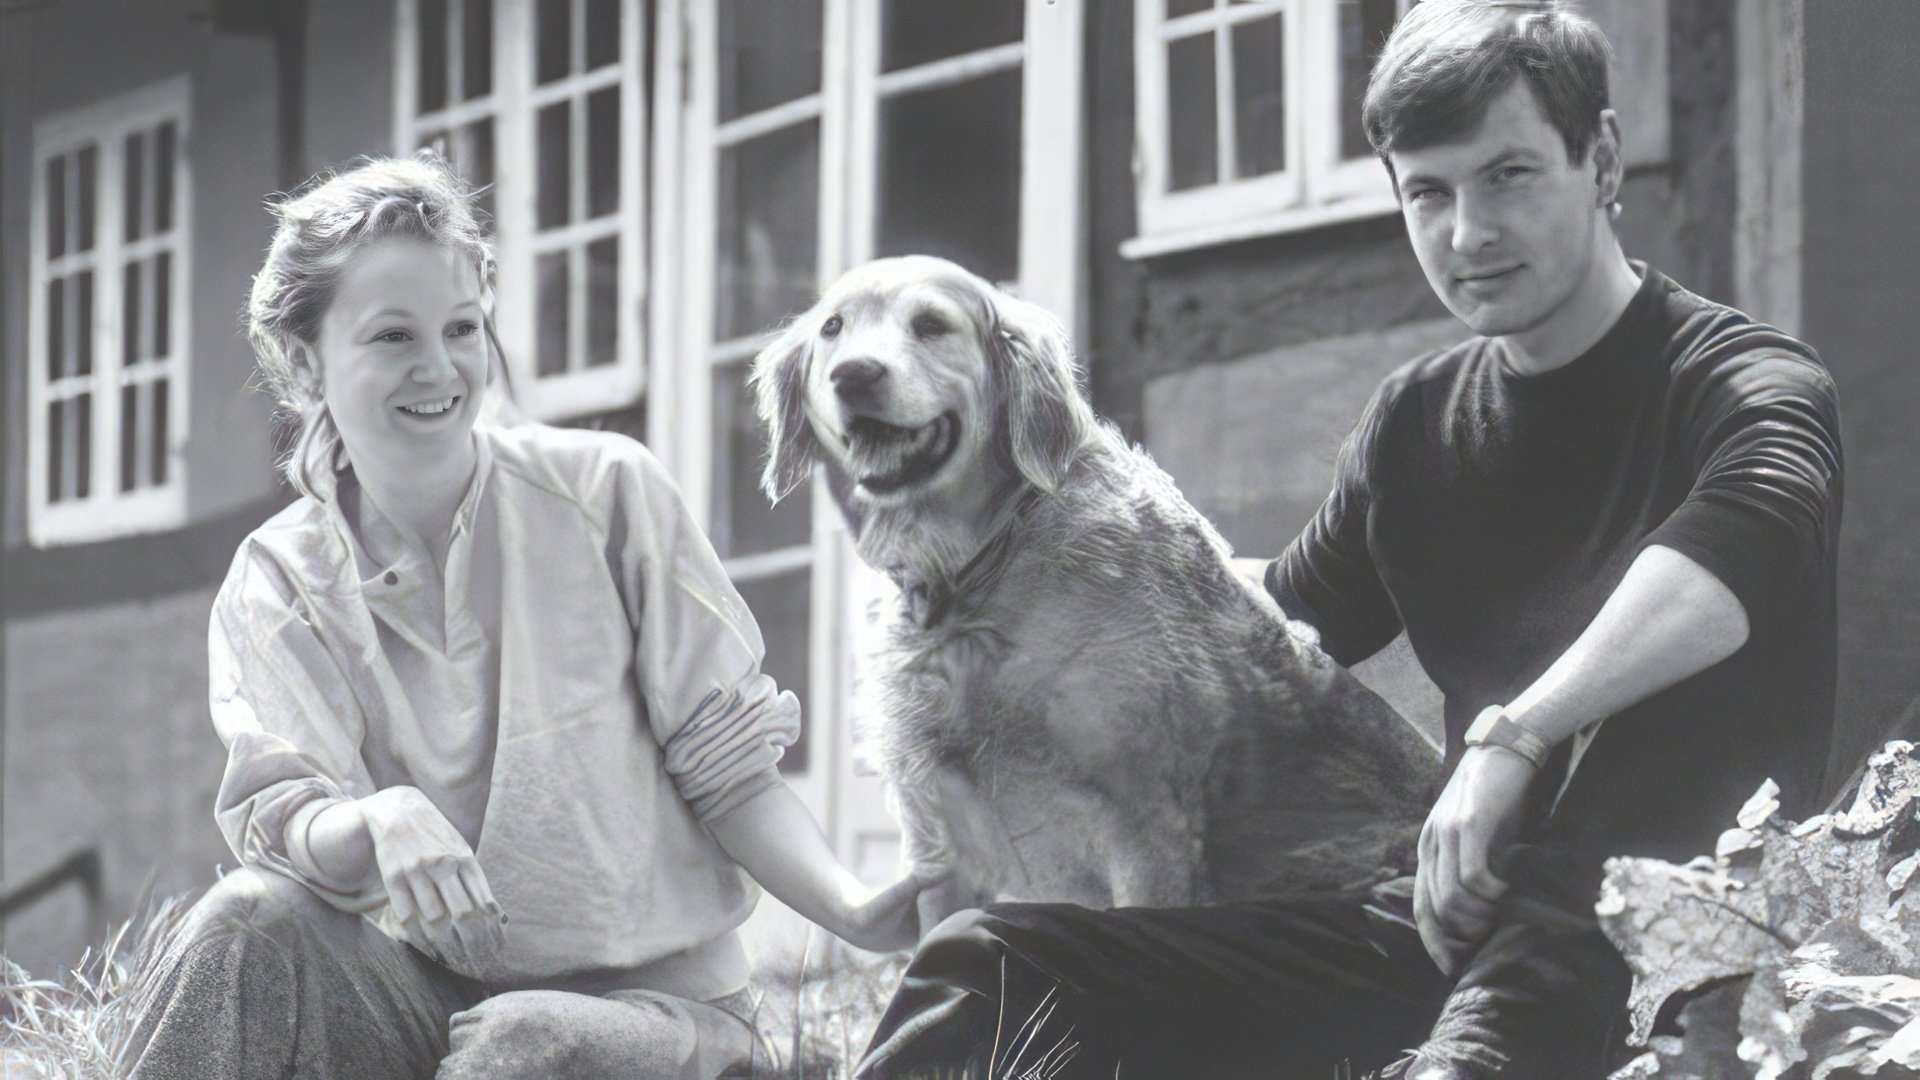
[462,0,493,99]
[76,145,97,252]
[537,101,571,229]
[76,270,94,377]
[734,569,810,773]
[46,156,67,259]
[587,237,618,367]
[536,250,569,376]
[153,253,171,359]
[718,0,822,122]
[48,401,66,503]
[121,383,139,493]
[1340,0,1398,159]
[76,392,93,499]
[464,118,496,228]
[47,277,65,381]
[156,122,177,233]
[877,70,1022,286]
[419,0,450,113]
[1167,34,1218,191]
[587,86,620,219]
[714,121,819,341]
[713,362,811,558]
[882,0,1022,72]
[1168,0,1213,17]
[1232,14,1286,178]
[124,131,146,242]
[537,0,570,83]
[123,261,142,368]
[152,378,170,486]
[586,0,619,70]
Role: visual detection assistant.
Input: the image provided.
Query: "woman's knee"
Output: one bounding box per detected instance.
[175,866,349,957]
[439,989,700,1080]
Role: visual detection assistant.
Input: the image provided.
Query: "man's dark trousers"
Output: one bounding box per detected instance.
[857,845,1631,1079]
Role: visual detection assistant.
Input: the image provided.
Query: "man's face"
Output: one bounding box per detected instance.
[1389,79,1605,339]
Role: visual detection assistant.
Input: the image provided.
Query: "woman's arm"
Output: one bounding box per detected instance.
[213,552,502,966]
[706,780,933,953]
[609,444,934,949]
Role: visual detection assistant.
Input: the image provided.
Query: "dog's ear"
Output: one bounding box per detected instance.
[989,293,1096,493]
[748,317,820,503]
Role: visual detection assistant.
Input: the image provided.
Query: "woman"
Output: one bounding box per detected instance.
[130,154,930,1079]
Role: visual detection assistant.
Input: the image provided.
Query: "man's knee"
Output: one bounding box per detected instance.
[907,907,1020,985]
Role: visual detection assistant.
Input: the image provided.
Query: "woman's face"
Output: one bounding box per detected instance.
[307,237,488,484]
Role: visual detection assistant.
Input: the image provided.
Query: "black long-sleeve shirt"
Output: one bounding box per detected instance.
[1266,265,1842,876]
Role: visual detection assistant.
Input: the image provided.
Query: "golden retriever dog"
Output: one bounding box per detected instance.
[750,256,1441,920]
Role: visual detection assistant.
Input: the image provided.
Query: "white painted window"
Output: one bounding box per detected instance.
[1127,0,1411,258]
[653,0,1083,871]
[395,0,645,421]
[27,76,191,547]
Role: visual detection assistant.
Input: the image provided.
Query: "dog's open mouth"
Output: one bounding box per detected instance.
[844,412,960,495]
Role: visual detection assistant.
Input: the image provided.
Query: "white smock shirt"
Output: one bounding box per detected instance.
[207,423,801,1000]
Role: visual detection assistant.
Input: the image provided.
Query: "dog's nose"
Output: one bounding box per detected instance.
[830,358,887,399]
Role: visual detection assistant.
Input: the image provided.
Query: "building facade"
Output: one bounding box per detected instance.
[3,0,1916,977]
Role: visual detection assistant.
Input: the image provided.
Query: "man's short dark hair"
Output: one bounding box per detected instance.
[1363,0,1613,168]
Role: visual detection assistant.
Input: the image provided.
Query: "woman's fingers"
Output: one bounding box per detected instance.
[407,867,450,932]
[454,862,506,956]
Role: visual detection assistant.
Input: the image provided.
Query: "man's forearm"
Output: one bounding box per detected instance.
[1504,544,1750,747]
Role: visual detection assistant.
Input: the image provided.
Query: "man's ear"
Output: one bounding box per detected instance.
[1593,107,1625,208]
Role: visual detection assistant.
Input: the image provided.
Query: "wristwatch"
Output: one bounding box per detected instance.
[1464,704,1551,768]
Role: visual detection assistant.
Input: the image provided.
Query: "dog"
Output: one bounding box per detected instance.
[750,256,1442,920]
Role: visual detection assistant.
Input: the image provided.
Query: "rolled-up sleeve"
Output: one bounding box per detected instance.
[1641,347,1843,623]
[617,447,802,824]
[210,549,381,911]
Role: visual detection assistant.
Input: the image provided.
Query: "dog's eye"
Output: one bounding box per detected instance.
[821,314,843,339]
[911,313,950,339]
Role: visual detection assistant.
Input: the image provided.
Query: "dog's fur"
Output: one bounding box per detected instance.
[751,256,1441,914]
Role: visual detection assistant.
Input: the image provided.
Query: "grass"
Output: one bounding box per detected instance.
[0,893,954,1080]
[0,898,185,1080]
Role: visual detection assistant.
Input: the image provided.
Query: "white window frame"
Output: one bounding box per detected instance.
[26,75,192,547]
[652,0,1083,855]
[395,0,647,421]
[1127,0,1409,258]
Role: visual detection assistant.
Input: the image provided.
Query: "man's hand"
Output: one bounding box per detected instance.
[1414,745,1537,976]
[357,786,507,969]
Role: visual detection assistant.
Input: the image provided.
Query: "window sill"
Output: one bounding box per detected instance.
[29,490,188,548]
[1121,192,1402,260]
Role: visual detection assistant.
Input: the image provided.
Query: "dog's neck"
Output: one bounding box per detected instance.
[838,463,1032,607]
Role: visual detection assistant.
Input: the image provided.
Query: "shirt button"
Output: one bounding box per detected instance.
[384,570,399,586]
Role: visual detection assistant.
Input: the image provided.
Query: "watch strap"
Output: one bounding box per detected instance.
[1465,705,1551,768]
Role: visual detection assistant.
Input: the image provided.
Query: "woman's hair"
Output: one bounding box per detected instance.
[1362,0,1612,178]
[246,151,497,500]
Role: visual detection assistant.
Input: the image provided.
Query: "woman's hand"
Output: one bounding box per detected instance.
[357,786,507,969]
[835,865,950,954]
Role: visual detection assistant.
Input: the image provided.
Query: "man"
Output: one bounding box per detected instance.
[855,2,1842,1076]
